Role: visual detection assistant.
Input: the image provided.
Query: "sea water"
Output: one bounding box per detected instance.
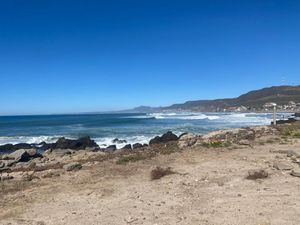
[0,112,291,148]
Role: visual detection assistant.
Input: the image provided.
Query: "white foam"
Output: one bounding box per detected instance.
[149,112,220,120]
[0,135,62,145]
[94,135,152,149]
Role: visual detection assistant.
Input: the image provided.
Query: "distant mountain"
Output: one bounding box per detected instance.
[163,85,300,112]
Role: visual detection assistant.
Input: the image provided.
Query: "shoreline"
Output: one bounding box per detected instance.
[1,121,300,224]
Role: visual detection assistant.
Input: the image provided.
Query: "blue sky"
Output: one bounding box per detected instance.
[0,0,299,115]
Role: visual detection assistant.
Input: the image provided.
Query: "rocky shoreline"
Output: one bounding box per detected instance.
[1,121,300,224]
[1,121,300,178]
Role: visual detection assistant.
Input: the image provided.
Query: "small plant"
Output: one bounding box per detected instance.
[201,140,231,148]
[150,166,175,180]
[116,154,148,165]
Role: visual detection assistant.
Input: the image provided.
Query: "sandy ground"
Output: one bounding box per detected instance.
[1,140,300,225]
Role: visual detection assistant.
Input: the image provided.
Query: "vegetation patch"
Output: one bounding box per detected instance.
[116,154,150,165]
[150,166,175,180]
[201,140,232,148]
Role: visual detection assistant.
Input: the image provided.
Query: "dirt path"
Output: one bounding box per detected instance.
[1,141,300,225]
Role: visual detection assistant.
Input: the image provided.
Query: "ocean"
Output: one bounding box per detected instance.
[0,112,291,148]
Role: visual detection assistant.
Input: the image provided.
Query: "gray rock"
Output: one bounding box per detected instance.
[291,168,300,177]
[63,162,82,171]
[149,131,178,146]
[132,143,143,150]
[105,145,117,152]
[121,144,132,150]
[50,149,73,157]
[0,161,5,168]
[8,149,30,162]
[273,161,294,170]
[287,150,300,158]
[178,133,197,149]
[112,138,127,144]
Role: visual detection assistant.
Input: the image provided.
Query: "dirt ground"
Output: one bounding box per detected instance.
[1,139,300,225]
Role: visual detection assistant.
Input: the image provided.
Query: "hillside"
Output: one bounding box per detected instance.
[163,85,300,112]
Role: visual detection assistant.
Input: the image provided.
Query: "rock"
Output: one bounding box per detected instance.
[121,144,132,150]
[273,161,294,170]
[291,168,300,177]
[132,143,143,150]
[149,131,178,145]
[63,162,82,171]
[238,140,251,146]
[8,149,31,162]
[0,143,33,154]
[105,145,117,152]
[42,170,61,178]
[178,133,197,148]
[50,149,73,157]
[0,161,5,168]
[49,136,99,150]
[246,169,269,180]
[112,138,127,144]
[272,118,297,125]
[287,150,300,158]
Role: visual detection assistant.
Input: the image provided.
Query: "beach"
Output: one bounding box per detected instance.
[1,122,300,225]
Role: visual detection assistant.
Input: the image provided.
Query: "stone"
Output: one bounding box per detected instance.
[246,169,268,180]
[105,145,117,152]
[121,144,132,150]
[273,161,294,170]
[49,136,99,150]
[291,168,300,177]
[149,131,178,145]
[178,133,197,148]
[132,143,143,149]
[63,162,82,171]
[287,150,300,158]
[50,149,73,157]
[112,138,127,144]
[8,149,31,162]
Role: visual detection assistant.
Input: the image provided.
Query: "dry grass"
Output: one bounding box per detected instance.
[246,169,269,180]
[150,166,176,180]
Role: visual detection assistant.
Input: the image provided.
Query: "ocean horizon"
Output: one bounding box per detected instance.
[0,112,291,149]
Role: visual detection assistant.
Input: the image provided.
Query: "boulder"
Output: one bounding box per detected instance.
[0,143,33,154]
[49,149,73,157]
[63,162,82,171]
[46,136,99,150]
[178,133,197,149]
[112,138,127,144]
[121,144,132,150]
[149,131,178,145]
[291,168,300,177]
[105,145,117,152]
[273,161,294,170]
[132,143,143,150]
[8,149,31,162]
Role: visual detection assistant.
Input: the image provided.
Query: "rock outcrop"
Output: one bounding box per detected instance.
[149,131,179,145]
[44,136,99,151]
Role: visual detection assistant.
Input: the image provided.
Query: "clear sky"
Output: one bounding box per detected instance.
[0,0,299,115]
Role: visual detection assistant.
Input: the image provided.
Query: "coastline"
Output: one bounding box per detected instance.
[1,121,300,224]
